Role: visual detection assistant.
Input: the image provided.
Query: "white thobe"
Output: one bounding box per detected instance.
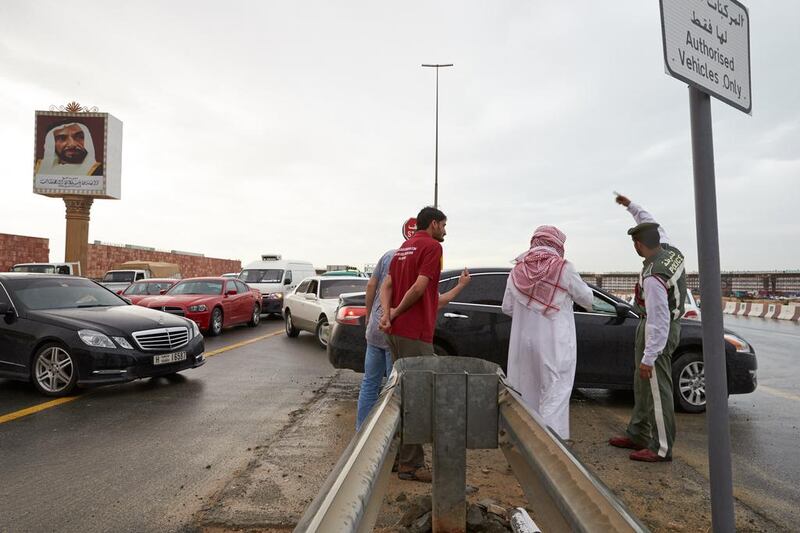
[501,261,594,439]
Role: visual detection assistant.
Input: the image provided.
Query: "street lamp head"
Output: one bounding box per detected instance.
[421,64,454,68]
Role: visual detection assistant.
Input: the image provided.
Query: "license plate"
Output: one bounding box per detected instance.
[153,351,187,365]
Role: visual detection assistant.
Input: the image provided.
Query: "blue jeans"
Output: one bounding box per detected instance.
[355,344,393,431]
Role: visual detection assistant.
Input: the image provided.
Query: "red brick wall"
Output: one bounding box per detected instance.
[0,233,50,272]
[86,244,240,279]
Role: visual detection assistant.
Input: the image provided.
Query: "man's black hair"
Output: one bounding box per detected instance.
[416,206,446,231]
[633,227,661,249]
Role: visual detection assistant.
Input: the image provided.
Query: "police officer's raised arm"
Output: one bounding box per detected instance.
[615,194,671,246]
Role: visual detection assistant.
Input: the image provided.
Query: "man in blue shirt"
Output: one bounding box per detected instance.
[355,249,396,431]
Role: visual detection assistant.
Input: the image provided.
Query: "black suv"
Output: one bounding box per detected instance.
[327,268,757,413]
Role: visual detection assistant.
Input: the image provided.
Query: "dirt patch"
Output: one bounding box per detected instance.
[186,374,785,532]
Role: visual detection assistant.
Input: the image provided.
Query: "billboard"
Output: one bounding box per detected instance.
[33,111,123,199]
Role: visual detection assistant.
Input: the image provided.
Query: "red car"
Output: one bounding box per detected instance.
[118,278,179,305]
[137,277,261,336]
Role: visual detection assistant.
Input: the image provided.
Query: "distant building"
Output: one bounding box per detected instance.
[580,271,800,298]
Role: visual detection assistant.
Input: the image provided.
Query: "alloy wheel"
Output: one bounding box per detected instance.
[678,360,706,407]
[35,346,74,394]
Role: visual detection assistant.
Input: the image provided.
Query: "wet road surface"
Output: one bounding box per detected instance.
[575,314,800,530]
[0,318,336,533]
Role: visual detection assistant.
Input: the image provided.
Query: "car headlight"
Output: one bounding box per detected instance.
[186,319,201,339]
[267,292,283,300]
[188,304,208,312]
[78,329,115,349]
[112,336,133,350]
[724,333,752,353]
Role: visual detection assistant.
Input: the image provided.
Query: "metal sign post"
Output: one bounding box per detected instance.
[659,1,751,531]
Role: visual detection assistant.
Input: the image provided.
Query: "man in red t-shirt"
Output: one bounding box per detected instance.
[378,206,449,482]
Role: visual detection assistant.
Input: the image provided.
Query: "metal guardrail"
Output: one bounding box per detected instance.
[295,356,649,533]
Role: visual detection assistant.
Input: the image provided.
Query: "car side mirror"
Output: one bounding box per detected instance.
[0,302,14,321]
[304,293,317,300]
[226,290,237,296]
[614,302,632,318]
[283,278,291,285]
[160,289,167,295]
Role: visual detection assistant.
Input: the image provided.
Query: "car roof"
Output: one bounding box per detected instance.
[305,275,368,282]
[175,277,230,282]
[130,278,179,283]
[0,272,82,280]
[440,267,511,279]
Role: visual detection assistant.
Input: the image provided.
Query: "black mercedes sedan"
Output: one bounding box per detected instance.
[327,268,758,413]
[0,274,205,397]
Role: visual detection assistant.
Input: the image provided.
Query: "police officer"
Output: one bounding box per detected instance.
[609,194,686,462]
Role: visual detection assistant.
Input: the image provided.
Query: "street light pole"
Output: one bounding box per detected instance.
[422,63,453,209]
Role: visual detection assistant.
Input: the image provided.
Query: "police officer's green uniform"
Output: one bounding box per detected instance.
[626,222,687,460]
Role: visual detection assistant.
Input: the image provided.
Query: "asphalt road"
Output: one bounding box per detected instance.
[577,314,800,530]
[2,313,798,531]
[0,318,337,533]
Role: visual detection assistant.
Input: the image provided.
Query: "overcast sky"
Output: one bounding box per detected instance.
[1,0,798,273]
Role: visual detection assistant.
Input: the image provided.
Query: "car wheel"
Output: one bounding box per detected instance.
[673,352,706,413]
[316,316,330,349]
[31,343,78,397]
[248,303,261,327]
[284,310,300,338]
[207,307,223,337]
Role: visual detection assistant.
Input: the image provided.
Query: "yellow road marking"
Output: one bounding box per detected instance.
[0,396,80,424]
[0,330,283,424]
[758,385,800,403]
[204,330,283,358]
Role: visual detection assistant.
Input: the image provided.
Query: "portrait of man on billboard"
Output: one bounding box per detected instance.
[34,119,103,177]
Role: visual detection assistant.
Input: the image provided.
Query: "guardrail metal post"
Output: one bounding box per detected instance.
[432,372,467,532]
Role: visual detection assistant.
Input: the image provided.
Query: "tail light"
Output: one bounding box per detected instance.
[336,305,366,325]
[683,309,699,319]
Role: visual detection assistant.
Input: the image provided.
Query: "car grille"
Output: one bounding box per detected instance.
[132,327,190,352]
[155,306,185,317]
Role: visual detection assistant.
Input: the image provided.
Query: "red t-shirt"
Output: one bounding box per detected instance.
[388,231,443,343]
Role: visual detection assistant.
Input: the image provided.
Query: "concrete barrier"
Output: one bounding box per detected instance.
[723,299,800,321]
[778,305,797,321]
[764,303,780,319]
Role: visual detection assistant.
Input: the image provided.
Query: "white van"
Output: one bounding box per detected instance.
[11,262,81,276]
[239,255,316,315]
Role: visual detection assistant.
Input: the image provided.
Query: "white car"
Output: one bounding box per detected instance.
[282,275,369,348]
[627,289,701,320]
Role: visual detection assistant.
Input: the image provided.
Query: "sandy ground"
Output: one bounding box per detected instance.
[187,372,785,532]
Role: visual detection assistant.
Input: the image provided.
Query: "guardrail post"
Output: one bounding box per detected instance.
[432,372,467,532]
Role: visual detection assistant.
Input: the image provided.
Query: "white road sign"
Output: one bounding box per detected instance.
[660,0,751,114]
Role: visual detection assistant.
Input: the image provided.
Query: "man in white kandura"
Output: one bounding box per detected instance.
[501,225,594,440]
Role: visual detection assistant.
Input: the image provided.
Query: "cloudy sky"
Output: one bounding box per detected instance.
[1,0,797,273]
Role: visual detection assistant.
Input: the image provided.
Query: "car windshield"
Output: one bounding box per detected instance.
[124,281,175,295]
[168,280,223,295]
[103,271,135,283]
[11,265,56,273]
[320,279,369,299]
[7,277,125,310]
[239,269,283,283]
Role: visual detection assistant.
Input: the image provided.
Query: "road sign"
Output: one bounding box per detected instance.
[660,0,751,113]
[402,218,417,240]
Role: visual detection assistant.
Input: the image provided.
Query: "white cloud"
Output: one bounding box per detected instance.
[0,0,797,272]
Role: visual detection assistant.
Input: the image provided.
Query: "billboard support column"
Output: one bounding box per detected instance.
[64,196,93,276]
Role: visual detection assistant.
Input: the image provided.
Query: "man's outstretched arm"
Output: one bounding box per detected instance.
[615,194,671,245]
